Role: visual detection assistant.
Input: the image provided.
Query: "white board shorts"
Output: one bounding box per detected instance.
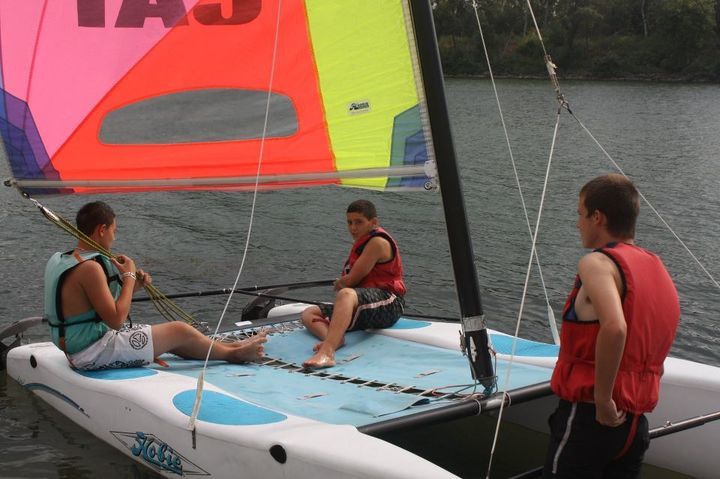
[68,323,154,370]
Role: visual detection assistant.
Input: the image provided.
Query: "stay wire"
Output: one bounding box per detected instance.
[526,0,719,292]
[525,0,570,113]
[471,0,559,345]
[187,0,285,433]
[568,113,720,291]
[523,0,720,309]
[471,2,563,477]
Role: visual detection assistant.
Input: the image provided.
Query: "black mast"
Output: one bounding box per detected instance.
[409,0,495,388]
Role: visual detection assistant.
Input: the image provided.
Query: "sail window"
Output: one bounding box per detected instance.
[99,89,297,144]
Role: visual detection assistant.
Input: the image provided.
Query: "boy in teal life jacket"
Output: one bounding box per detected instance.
[301,199,406,369]
[45,201,267,370]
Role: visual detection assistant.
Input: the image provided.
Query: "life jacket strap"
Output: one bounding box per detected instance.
[54,253,113,352]
[614,414,641,459]
[48,315,103,328]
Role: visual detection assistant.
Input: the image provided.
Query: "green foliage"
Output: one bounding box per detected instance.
[433,0,720,81]
[654,0,715,71]
[438,35,484,75]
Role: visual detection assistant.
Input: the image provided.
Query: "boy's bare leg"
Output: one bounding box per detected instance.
[300,306,346,352]
[151,322,267,363]
[301,306,330,340]
[303,289,358,369]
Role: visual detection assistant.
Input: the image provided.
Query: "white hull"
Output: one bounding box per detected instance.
[6,314,720,478]
[379,320,720,478]
[7,342,457,478]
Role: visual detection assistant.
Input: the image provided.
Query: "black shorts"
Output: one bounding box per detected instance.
[543,400,649,479]
[319,288,404,331]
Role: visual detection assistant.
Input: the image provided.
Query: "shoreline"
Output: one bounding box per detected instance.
[446,72,720,84]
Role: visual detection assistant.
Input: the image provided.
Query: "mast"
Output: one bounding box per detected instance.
[409,0,495,388]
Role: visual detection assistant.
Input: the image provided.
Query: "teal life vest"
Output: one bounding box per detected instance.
[44,250,123,354]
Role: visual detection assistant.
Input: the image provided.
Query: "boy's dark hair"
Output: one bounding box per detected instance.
[76,201,116,236]
[347,199,377,220]
[580,174,639,239]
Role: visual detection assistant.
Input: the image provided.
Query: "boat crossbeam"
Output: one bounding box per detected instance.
[0,316,44,370]
[358,381,553,437]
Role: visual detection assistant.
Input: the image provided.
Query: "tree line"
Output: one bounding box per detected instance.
[432,0,720,81]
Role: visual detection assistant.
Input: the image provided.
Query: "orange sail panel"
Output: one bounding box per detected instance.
[57,1,333,186]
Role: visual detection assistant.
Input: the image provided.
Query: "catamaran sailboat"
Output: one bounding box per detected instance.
[1,1,718,478]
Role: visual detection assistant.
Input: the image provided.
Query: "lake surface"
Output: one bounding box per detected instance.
[1,78,719,478]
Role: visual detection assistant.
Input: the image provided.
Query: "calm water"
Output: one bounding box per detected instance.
[1,79,719,478]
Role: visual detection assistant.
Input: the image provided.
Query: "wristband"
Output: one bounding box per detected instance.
[121,271,137,281]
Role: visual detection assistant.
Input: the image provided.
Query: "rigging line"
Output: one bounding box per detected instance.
[524,0,549,57]
[131,279,335,302]
[471,3,561,477]
[188,0,285,433]
[153,285,462,323]
[471,0,559,346]
[527,0,719,300]
[485,113,562,479]
[524,0,570,113]
[569,113,720,291]
[25,195,200,326]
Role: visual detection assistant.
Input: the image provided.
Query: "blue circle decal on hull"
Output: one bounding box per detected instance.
[489,334,559,357]
[77,368,158,380]
[390,318,431,329]
[173,390,287,425]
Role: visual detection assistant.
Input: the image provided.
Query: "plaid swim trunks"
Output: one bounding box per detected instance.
[319,288,405,331]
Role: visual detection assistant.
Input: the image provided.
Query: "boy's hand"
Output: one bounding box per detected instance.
[595,398,626,427]
[111,255,136,275]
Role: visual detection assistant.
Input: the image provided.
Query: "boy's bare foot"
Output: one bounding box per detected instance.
[303,351,335,369]
[312,338,344,352]
[303,343,336,369]
[229,333,267,363]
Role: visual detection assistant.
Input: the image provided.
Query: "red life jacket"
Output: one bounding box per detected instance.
[342,226,406,296]
[550,242,680,414]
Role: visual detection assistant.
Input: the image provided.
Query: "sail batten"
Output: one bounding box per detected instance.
[0,1,436,196]
[9,165,431,193]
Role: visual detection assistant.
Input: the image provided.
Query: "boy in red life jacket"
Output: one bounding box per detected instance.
[301,199,406,369]
[543,174,680,478]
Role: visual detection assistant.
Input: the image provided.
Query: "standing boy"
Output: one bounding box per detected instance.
[302,199,406,369]
[543,174,680,478]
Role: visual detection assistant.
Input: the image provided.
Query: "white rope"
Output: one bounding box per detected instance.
[525,0,549,57]
[486,111,562,479]
[470,2,559,344]
[188,0,284,432]
[525,0,569,112]
[471,2,561,477]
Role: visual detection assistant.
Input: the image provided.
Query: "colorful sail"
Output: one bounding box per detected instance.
[0,0,436,195]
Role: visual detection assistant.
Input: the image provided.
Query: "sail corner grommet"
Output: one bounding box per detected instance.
[269,444,287,464]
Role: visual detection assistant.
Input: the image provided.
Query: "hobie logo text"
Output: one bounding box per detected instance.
[130,432,183,474]
[77,0,262,28]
